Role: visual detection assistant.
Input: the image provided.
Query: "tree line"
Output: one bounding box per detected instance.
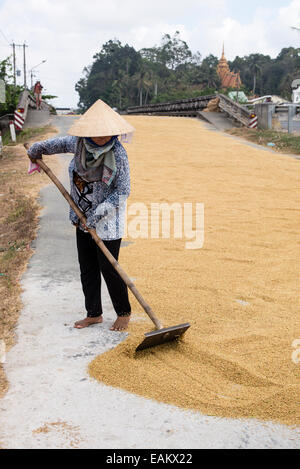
[1,32,300,117]
[230,47,300,98]
[0,58,23,116]
[76,33,300,112]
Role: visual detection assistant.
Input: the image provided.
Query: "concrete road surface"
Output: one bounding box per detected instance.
[23,109,51,129]
[0,116,299,449]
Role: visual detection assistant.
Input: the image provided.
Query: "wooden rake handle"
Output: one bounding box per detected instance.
[24,144,163,330]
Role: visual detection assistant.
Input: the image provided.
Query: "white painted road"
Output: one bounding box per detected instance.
[0,116,299,449]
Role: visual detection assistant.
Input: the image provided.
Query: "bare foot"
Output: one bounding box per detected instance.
[74,316,103,329]
[110,315,131,331]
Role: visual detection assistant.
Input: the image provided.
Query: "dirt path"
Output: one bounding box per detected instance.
[0,116,299,449]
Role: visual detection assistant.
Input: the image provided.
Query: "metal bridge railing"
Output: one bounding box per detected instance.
[127,95,216,116]
[127,93,253,127]
[218,94,252,127]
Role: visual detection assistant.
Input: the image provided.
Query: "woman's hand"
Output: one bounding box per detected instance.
[73,221,89,231]
[29,156,42,163]
[24,142,43,162]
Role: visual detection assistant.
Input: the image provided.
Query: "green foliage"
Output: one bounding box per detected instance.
[76,34,300,111]
[230,128,300,155]
[41,94,58,101]
[75,39,143,111]
[152,87,217,103]
[0,57,24,116]
[2,125,53,146]
[229,48,300,99]
[76,33,210,111]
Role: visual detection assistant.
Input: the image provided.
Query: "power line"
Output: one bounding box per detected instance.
[12,42,16,88]
[0,39,11,48]
[1,31,29,88]
[10,42,28,88]
[0,29,10,44]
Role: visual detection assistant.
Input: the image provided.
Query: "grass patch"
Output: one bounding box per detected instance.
[6,204,26,223]
[0,195,38,284]
[2,241,26,261]
[227,127,300,154]
[2,125,54,146]
[0,191,38,398]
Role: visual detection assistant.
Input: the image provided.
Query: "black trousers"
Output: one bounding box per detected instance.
[76,228,131,317]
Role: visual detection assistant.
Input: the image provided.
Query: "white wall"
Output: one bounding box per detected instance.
[292,86,300,104]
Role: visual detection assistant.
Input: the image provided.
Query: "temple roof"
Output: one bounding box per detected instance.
[217,45,242,89]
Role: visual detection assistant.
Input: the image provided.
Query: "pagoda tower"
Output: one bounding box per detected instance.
[217,44,230,82]
[217,44,242,89]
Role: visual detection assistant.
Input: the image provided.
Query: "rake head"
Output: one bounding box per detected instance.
[136,323,191,352]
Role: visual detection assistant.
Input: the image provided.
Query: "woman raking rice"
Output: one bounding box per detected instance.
[27,100,135,331]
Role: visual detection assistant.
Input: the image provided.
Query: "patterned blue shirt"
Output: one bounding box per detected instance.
[27,136,130,240]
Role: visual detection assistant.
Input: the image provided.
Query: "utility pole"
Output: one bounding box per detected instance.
[10,42,28,89]
[11,42,16,89]
[23,43,27,89]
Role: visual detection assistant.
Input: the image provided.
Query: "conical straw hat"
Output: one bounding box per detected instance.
[68,99,135,137]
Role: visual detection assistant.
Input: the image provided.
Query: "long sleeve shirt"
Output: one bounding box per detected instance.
[27,136,130,240]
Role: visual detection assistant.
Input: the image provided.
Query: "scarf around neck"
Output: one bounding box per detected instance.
[75,137,117,185]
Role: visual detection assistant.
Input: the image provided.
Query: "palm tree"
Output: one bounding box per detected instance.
[133,69,152,106]
[253,64,262,94]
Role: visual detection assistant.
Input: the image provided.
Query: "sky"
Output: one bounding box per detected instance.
[0,0,300,108]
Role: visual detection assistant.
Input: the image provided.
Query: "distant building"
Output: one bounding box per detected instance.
[217,45,242,89]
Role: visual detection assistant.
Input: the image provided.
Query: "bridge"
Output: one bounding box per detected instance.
[14,90,52,130]
[127,93,256,130]
[0,91,53,155]
[2,90,300,140]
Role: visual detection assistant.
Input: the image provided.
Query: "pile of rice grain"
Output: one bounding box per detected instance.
[89,116,300,427]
